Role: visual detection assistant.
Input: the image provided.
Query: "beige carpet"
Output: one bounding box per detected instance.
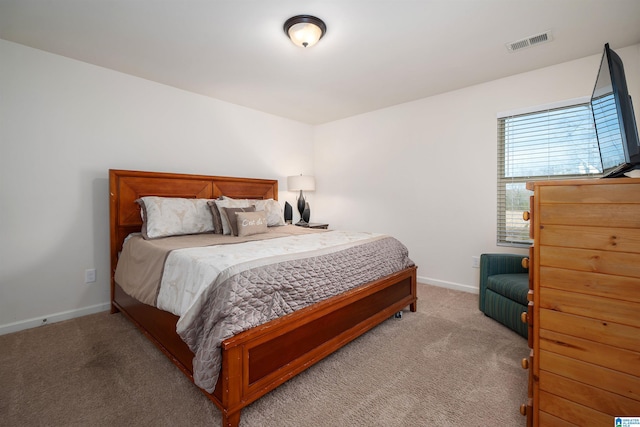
[0,284,529,426]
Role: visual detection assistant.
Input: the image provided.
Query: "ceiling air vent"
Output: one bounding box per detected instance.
[506,31,553,52]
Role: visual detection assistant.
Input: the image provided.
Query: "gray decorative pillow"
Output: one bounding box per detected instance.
[222,206,256,236]
[136,197,213,239]
[236,211,268,237]
[206,200,224,234]
[213,198,253,235]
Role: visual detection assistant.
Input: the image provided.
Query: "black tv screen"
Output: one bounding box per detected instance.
[590,43,640,177]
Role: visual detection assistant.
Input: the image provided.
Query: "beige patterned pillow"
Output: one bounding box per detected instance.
[136,197,213,239]
[236,211,268,237]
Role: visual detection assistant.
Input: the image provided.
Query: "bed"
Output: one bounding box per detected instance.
[109,169,418,427]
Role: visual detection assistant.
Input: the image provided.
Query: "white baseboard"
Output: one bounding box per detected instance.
[0,302,111,336]
[417,275,478,294]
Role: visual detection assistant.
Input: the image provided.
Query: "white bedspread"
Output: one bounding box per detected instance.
[157,230,384,324]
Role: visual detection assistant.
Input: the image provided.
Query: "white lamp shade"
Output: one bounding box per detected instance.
[287,175,316,192]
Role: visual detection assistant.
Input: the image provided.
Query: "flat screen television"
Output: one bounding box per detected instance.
[590,43,640,178]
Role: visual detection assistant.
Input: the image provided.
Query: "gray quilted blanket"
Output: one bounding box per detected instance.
[177,235,414,392]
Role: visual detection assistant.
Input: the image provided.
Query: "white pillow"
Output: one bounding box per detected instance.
[253,199,286,227]
[136,197,213,239]
[221,196,285,227]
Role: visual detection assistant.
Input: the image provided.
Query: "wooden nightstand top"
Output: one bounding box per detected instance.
[295,223,329,229]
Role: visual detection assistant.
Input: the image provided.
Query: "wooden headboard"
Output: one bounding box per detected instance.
[109,169,278,299]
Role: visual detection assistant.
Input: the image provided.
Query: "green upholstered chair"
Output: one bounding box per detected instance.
[479,253,529,338]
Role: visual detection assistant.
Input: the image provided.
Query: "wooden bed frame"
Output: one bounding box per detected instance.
[109,169,417,427]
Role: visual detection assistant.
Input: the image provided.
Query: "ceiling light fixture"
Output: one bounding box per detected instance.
[284,15,326,48]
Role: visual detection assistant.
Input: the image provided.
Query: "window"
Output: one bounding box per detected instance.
[497,102,601,247]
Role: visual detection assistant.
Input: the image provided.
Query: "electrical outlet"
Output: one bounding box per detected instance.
[85,268,96,283]
[471,256,480,268]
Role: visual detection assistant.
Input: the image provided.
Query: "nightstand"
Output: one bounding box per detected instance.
[295,223,329,229]
[308,223,329,229]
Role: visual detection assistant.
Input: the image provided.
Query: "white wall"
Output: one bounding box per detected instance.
[313,44,640,293]
[2,38,638,334]
[0,40,314,333]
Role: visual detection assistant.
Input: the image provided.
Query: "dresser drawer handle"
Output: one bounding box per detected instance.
[520,403,527,416]
[522,211,530,221]
[521,312,528,324]
[521,257,529,269]
[521,358,529,369]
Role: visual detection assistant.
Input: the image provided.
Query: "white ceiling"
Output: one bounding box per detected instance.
[1,0,640,125]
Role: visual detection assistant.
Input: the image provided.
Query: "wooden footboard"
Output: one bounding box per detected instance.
[109,169,418,426]
[217,266,417,426]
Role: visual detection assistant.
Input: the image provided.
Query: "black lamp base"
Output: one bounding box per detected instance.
[296,190,311,226]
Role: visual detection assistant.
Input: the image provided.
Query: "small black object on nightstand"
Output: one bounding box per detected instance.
[284,201,293,224]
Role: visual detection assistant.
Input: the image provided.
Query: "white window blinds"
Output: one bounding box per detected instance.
[592,91,626,170]
[496,102,601,247]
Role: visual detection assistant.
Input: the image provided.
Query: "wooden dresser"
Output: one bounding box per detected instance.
[521,178,640,426]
